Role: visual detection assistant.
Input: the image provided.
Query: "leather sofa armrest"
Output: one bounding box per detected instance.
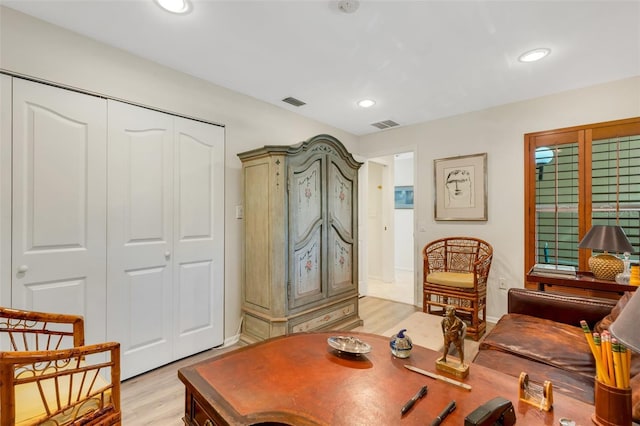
[507,288,617,328]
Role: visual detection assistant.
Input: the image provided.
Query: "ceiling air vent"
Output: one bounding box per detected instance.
[371,120,400,130]
[282,97,306,107]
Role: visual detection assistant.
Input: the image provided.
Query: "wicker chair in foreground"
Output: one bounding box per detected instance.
[0,307,121,426]
[422,237,493,341]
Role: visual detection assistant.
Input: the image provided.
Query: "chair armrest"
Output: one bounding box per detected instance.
[507,288,617,328]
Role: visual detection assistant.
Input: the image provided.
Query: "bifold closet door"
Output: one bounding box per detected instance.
[107,100,174,379]
[12,78,107,343]
[107,101,224,378]
[172,117,224,359]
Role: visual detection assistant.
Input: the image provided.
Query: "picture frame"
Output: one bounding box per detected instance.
[434,153,487,221]
[394,186,414,209]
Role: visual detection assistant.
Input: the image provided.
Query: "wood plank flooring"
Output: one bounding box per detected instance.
[120,296,419,425]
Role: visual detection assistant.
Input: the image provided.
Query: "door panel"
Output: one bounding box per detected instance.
[243,162,270,309]
[289,155,326,309]
[329,162,353,238]
[178,260,213,333]
[292,159,322,241]
[328,159,357,296]
[329,233,354,294]
[292,228,323,300]
[12,79,107,343]
[106,100,174,379]
[173,117,224,358]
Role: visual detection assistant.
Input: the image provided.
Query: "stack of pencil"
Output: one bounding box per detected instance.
[581,320,631,389]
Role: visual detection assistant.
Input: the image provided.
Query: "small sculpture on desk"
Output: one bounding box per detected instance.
[436,305,469,378]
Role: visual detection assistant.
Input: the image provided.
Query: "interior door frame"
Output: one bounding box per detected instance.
[0,74,11,307]
[359,145,418,306]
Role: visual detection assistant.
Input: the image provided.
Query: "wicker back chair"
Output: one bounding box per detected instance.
[422,237,493,340]
[0,307,121,426]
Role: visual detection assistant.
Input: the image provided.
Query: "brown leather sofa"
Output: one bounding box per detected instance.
[473,288,639,421]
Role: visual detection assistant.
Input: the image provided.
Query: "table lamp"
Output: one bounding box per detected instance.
[578,225,634,281]
[610,290,640,353]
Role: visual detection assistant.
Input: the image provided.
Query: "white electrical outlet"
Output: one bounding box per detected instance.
[499,277,507,290]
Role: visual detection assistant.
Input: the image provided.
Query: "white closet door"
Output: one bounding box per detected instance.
[12,79,107,343]
[107,100,174,379]
[173,118,224,358]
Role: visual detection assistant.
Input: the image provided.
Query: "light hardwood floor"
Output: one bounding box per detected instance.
[120,296,419,425]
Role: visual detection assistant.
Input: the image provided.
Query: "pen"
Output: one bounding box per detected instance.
[430,400,456,426]
[400,385,428,416]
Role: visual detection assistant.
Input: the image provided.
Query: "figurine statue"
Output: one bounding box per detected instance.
[441,305,466,365]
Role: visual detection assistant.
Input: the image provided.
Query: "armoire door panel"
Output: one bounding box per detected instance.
[290,228,324,308]
[107,100,174,379]
[328,161,354,240]
[328,232,354,295]
[173,117,224,358]
[291,159,322,242]
[12,79,107,344]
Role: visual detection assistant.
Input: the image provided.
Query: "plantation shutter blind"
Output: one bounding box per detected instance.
[532,130,580,267]
[590,132,640,254]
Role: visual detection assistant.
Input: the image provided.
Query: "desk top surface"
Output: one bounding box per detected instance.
[178,331,594,426]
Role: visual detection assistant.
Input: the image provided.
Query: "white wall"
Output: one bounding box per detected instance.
[358,76,640,322]
[0,6,359,341]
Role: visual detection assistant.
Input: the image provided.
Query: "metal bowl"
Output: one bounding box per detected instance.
[327,336,372,355]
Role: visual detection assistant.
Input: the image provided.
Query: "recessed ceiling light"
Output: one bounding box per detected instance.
[518,48,551,63]
[358,99,376,108]
[155,0,191,14]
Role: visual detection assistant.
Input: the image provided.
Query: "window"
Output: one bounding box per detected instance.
[525,118,640,277]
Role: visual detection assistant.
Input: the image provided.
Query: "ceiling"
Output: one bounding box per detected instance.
[3,0,640,136]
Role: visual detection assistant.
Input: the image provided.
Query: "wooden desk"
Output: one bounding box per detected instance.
[527,268,637,296]
[178,332,595,426]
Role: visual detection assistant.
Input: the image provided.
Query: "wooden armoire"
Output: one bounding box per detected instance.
[238,134,362,342]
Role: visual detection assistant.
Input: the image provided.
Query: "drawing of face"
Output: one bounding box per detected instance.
[446,169,471,201]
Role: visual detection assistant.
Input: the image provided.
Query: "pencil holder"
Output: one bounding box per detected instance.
[592,378,632,426]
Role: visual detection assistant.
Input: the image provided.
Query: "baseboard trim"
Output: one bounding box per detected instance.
[222,333,240,348]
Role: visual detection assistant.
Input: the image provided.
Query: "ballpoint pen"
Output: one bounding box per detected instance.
[431,400,456,426]
[400,385,428,416]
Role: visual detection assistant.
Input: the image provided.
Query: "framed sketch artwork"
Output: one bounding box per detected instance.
[434,153,487,221]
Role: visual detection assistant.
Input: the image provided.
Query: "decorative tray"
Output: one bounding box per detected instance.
[327,336,372,355]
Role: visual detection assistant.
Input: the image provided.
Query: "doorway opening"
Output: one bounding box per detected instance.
[362,151,415,305]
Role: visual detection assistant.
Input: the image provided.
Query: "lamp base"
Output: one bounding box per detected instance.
[589,253,624,281]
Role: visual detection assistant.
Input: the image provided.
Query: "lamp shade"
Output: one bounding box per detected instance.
[609,290,640,353]
[578,225,634,253]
